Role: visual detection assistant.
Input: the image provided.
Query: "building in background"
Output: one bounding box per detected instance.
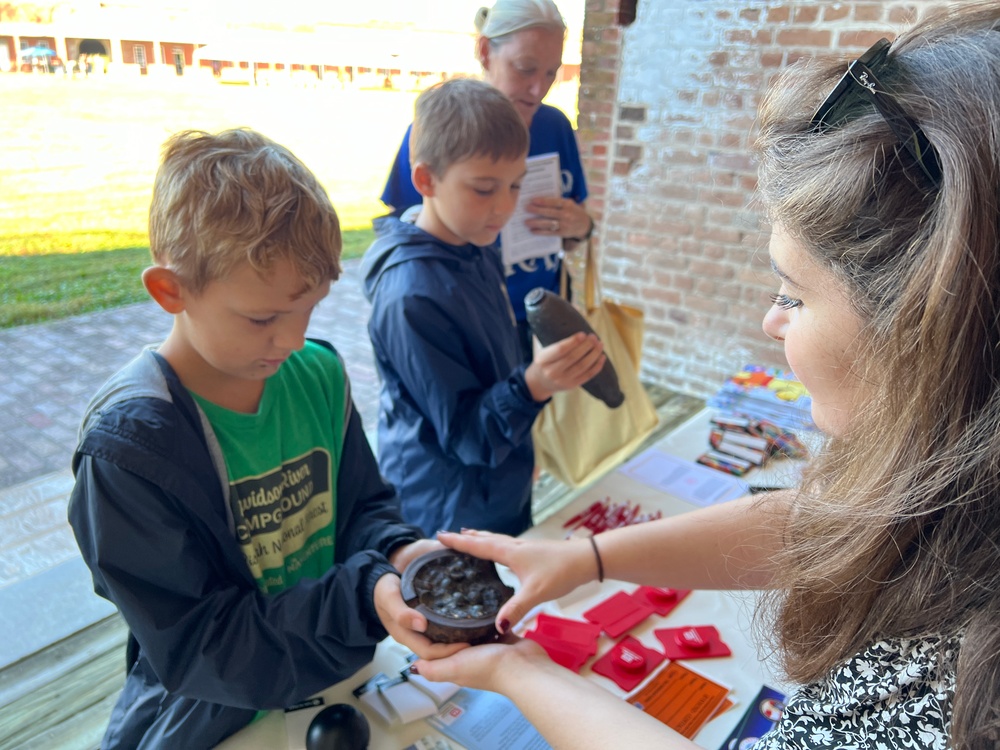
[575,0,953,397]
[0,1,582,86]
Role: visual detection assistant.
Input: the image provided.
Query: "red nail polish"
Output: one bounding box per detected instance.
[408,664,420,675]
[498,618,510,634]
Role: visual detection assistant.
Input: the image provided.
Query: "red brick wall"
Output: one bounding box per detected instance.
[576,1,951,397]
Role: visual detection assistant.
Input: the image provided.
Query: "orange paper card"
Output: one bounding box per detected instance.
[626,661,731,739]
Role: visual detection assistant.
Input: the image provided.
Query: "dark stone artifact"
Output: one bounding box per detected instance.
[523,287,625,408]
[306,703,370,750]
[400,549,515,645]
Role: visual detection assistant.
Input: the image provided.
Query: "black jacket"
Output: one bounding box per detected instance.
[68,343,421,749]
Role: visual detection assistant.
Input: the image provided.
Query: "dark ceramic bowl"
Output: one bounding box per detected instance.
[400,549,514,645]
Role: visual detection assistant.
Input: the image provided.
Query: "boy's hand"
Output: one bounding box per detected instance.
[372,573,468,660]
[524,332,605,402]
[388,539,443,573]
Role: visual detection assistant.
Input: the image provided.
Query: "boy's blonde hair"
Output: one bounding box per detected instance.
[410,78,528,177]
[149,128,341,293]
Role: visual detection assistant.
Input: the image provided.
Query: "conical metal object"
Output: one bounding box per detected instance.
[524,288,625,408]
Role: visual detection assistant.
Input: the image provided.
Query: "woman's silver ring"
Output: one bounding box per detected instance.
[551,220,559,232]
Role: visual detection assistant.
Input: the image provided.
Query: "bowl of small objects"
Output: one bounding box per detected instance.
[400,549,514,645]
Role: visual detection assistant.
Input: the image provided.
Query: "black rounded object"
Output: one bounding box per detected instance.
[400,549,514,645]
[524,287,625,408]
[306,704,370,750]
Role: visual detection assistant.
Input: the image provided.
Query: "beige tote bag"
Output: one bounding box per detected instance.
[532,242,659,487]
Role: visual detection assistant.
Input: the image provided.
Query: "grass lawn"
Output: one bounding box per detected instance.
[1,73,579,328]
[0,74,408,327]
[0,228,375,328]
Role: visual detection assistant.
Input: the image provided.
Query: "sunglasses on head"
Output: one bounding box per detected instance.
[810,38,942,189]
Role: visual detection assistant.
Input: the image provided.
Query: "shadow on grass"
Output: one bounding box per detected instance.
[0,228,376,329]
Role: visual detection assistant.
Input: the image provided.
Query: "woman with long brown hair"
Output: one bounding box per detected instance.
[410,4,1000,747]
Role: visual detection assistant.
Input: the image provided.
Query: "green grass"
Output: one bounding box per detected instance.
[0,73,577,329]
[0,228,375,328]
[0,76,409,328]
[341,227,376,259]
[0,247,150,327]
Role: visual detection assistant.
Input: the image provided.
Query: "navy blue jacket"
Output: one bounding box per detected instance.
[68,343,422,749]
[361,217,547,537]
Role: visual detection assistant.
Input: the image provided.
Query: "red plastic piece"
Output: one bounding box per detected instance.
[654,625,732,660]
[675,627,709,650]
[583,591,655,638]
[631,586,691,617]
[524,614,603,673]
[591,635,665,691]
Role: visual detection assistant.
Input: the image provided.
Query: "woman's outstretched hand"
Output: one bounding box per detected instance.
[413,634,547,693]
[435,529,599,634]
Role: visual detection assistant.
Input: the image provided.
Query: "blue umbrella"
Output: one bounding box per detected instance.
[20,46,56,58]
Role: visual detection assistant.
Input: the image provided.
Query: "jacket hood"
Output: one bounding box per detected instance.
[361,215,482,301]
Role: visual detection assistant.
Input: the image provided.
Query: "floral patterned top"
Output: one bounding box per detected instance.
[755,635,957,749]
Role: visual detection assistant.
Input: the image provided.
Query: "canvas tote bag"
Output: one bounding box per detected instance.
[531,241,659,487]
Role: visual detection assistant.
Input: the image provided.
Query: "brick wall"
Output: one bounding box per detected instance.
[575,0,951,397]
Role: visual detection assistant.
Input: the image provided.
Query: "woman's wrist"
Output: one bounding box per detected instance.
[493,640,559,692]
[589,535,604,582]
[574,536,602,585]
[569,216,594,242]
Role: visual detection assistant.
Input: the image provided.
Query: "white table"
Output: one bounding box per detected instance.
[217,407,808,750]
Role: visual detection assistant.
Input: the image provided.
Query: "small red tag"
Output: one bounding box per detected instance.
[631,586,691,617]
[675,627,709,650]
[591,635,665,691]
[583,591,655,638]
[524,614,603,673]
[532,614,602,655]
[654,625,732,660]
[615,646,647,672]
[524,631,593,673]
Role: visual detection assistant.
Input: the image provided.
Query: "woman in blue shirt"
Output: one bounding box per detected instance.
[380,0,593,361]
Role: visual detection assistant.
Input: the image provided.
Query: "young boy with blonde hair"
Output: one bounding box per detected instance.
[69,128,454,749]
[362,79,604,537]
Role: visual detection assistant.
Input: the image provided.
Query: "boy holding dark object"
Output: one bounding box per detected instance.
[362,78,604,537]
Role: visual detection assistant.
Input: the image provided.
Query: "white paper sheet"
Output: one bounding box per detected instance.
[425,688,551,750]
[500,152,563,266]
[617,448,749,506]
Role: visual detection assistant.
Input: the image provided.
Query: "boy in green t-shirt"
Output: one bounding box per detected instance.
[68,128,457,749]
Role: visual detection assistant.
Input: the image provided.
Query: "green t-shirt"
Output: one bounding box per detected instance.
[193,342,347,594]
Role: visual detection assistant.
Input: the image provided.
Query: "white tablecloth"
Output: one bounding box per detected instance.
[217,407,805,750]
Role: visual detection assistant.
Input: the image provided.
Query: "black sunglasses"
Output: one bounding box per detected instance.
[811,38,942,189]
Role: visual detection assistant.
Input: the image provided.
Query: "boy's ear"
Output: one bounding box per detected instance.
[142,266,186,314]
[411,162,437,198]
